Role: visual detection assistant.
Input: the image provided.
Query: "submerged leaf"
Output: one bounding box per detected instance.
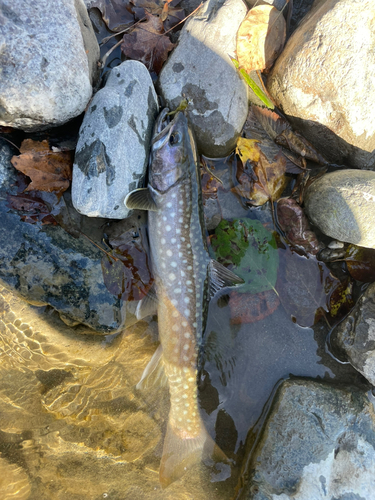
[235,138,260,164]
[277,198,321,256]
[229,289,279,324]
[6,193,57,226]
[121,12,175,74]
[236,5,286,73]
[345,245,375,282]
[91,0,135,31]
[276,248,343,327]
[10,139,72,196]
[233,149,288,206]
[210,218,279,294]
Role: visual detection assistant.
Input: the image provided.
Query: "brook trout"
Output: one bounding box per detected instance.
[125,109,243,487]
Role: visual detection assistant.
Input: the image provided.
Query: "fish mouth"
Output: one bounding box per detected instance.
[151,109,185,149]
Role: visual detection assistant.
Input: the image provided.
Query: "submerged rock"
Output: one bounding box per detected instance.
[0,143,126,333]
[304,169,375,249]
[72,60,159,219]
[267,0,375,169]
[330,282,375,386]
[240,378,375,500]
[0,0,100,131]
[158,0,248,157]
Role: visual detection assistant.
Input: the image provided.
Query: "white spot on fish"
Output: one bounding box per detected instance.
[163,216,167,221]
[188,288,193,292]
[184,297,190,304]
[167,249,173,257]
[183,384,189,389]
[171,238,176,244]
[175,288,181,294]
[172,324,179,331]
[166,225,171,231]
[184,225,189,229]
[169,272,176,281]
[187,244,191,248]
[187,426,192,431]
[171,261,177,267]
[181,270,185,277]
[179,200,184,205]
[166,202,172,208]
[184,309,190,316]
[183,355,189,361]
[161,263,166,269]
[184,344,189,350]
[176,228,181,234]
[179,217,183,223]
[182,394,188,399]
[179,252,183,258]
[187,266,192,270]
[182,321,188,327]
[186,280,192,285]
[171,299,178,306]
[183,367,189,373]
[171,212,175,217]
[184,332,190,338]
[172,310,179,317]
[161,238,166,244]
[193,322,197,327]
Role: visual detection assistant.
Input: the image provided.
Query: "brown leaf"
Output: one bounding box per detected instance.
[233,150,288,206]
[229,289,279,324]
[276,248,342,327]
[345,245,375,283]
[121,12,175,74]
[91,0,135,32]
[10,139,72,196]
[277,198,321,256]
[6,193,57,226]
[236,5,286,74]
[275,129,328,165]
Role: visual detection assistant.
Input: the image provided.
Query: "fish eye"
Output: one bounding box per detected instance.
[169,132,181,146]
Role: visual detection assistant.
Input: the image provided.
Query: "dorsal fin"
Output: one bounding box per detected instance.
[208,259,244,298]
[125,188,158,211]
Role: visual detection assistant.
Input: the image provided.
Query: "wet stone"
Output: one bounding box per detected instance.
[0,143,125,333]
[72,60,159,219]
[304,169,375,249]
[240,379,375,500]
[158,0,248,157]
[0,0,100,131]
[330,282,375,386]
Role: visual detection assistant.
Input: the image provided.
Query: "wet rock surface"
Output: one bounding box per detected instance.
[72,60,159,219]
[304,169,375,249]
[267,0,375,169]
[0,143,126,333]
[331,282,375,386]
[158,0,248,157]
[0,0,100,131]
[240,378,375,500]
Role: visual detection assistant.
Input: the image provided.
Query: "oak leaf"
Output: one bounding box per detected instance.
[10,139,72,196]
[121,12,175,74]
[236,5,286,74]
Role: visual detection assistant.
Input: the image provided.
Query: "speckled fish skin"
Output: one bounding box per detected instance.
[125,109,239,487]
[148,110,219,486]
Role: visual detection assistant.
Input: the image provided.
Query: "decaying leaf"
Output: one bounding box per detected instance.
[276,247,344,327]
[277,198,321,256]
[236,5,286,74]
[252,106,328,165]
[233,148,288,206]
[345,245,375,282]
[102,224,153,302]
[235,138,261,163]
[6,193,57,226]
[210,218,279,294]
[10,139,73,196]
[229,289,279,324]
[91,0,135,32]
[121,11,175,74]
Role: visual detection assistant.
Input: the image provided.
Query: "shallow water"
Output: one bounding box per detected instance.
[0,247,363,500]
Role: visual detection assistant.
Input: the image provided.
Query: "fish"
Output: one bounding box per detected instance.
[125,108,243,487]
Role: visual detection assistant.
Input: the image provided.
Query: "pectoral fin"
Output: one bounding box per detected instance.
[136,344,168,390]
[125,188,158,211]
[209,260,244,298]
[135,284,158,320]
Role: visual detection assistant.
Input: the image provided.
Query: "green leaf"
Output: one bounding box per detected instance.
[210,218,279,294]
[230,57,274,110]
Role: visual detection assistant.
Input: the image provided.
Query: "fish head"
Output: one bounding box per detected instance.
[149,109,197,193]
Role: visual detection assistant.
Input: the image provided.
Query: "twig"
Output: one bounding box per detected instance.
[100,17,146,44]
[0,136,20,152]
[81,232,119,261]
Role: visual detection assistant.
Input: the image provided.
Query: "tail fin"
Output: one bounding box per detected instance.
[159,419,227,488]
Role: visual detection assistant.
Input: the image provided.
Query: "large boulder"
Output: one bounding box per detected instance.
[0,0,100,131]
[304,169,375,249]
[240,379,375,499]
[267,0,375,169]
[72,60,159,219]
[158,0,249,158]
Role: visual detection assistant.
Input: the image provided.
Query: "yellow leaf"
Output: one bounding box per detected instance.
[236,5,286,74]
[236,138,261,163]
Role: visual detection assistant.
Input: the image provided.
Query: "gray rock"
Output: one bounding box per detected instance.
[267,0,375,169]
[158,0,248,158]
[240,379,375,500]
[72,60,159,219]
[331,282,375,386]
[0,0,100,131]
[0,142,127,333]
[304,169,375,249]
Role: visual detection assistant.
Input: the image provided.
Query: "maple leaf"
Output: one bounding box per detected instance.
[233,148,288,206]
[121,12,175,74]
[236,5,286,74]
[10,139,73,196]
[91,0,135,32]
